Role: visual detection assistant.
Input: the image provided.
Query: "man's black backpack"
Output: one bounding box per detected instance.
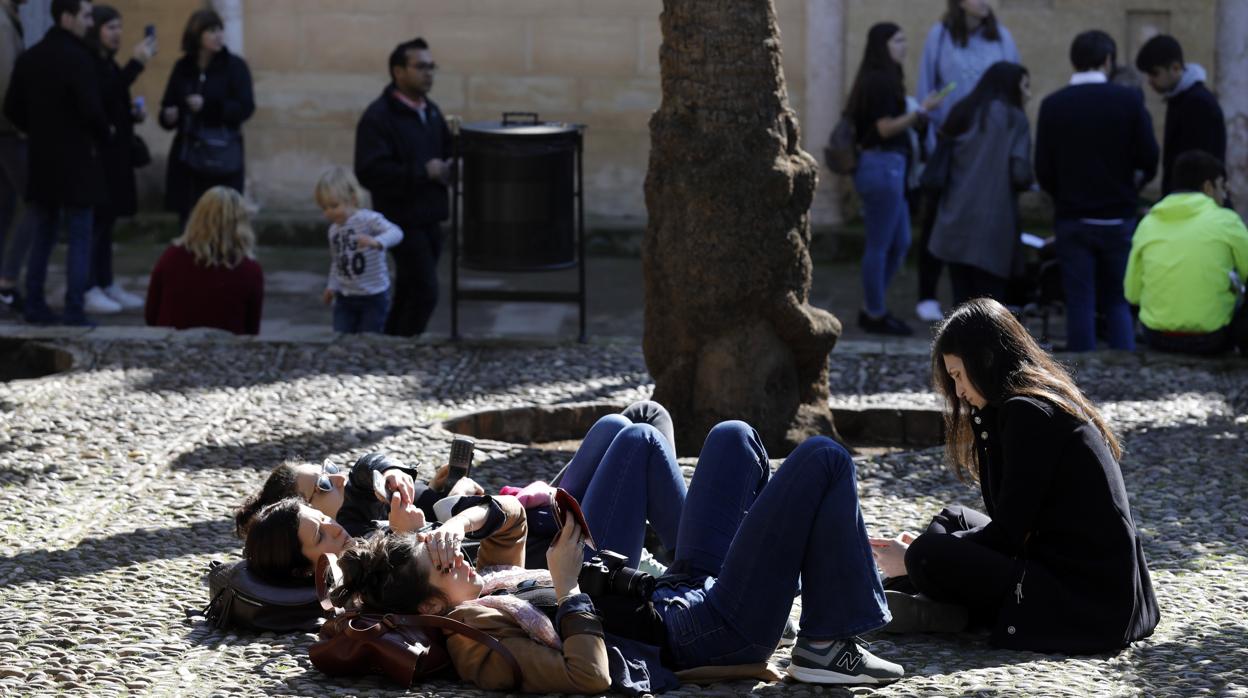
[201,560,324,632]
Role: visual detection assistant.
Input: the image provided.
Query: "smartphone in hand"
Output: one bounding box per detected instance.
[145,24,156,40]
[552,488,596,550]
[444,436,474,493]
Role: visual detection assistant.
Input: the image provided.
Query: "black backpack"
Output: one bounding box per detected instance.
[201,560,324,632]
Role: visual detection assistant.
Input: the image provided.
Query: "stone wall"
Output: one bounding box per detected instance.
[103,0,1221,224]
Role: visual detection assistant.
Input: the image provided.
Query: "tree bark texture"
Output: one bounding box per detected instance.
[643,0,842,456]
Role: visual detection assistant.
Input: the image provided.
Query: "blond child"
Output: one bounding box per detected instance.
[315,167,403,333]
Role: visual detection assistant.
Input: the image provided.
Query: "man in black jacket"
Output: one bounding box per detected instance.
[2,0,109,325]
[354,37,451,337]
[1135,34,1227,196]
[1035,30,1158,352]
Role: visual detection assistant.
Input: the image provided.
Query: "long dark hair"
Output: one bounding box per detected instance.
[181,8,223,54]
[845,22,904,122]
[243,498,310,584]
[332,533,448,614]
[85,4,120,57]
[943,0,1002,47]
[234,461,301,538]
[941,61,1028,138]
[932,299,1122,483]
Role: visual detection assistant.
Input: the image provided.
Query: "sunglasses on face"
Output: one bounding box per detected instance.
[312,460,341,496]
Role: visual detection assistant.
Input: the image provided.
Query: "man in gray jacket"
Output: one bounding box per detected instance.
[0,0,27,313]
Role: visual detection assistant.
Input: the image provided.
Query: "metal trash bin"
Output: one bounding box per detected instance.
[458,113,582,270]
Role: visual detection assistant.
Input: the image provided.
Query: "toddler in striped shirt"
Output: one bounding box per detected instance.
[315,167,404,334]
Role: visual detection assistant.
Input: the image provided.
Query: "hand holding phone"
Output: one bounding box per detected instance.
[937,81,957,98]
[145,24,156,40]
[552,488,596,551]
[443,436,474,494]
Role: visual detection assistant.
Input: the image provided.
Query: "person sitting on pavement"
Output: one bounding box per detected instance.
[1124,151,1248,356]
[237,453,483,584]
[327,420,906,692]
[144,186,264,335]
[870,298,1159,654]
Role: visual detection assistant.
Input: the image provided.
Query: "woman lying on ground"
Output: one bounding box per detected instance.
[331,420,905,693]
[870,298,1159,653]
[237,453,482,583]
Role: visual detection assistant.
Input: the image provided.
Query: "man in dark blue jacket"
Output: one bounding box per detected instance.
[1035,30,1159,352]
[354,37,451,337]
[1135,34,1226,196]
[3,0,110,326]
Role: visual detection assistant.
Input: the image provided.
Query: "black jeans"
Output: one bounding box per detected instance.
[917,190,943,301]
[385,223,441,337]
[1143,299,1248,356]
[903,506,1020,627]
[948,263,1009,307]
[90,208,117,289]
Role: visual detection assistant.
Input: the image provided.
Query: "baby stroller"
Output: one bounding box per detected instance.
[1008,233,1063,347]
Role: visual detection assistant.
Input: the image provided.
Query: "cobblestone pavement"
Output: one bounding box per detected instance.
[0,335,1245,697]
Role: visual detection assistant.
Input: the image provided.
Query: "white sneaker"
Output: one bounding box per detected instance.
[915,299,943,322]
[103,282,144,309]
[84,286,123,314]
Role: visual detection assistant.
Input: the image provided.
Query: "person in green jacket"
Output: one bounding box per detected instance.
[1124,150,1248,355]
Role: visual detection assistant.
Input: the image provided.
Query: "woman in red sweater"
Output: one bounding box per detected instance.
[145,186,263,334]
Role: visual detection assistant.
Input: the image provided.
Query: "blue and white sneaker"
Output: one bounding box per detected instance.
[787,636,903,685]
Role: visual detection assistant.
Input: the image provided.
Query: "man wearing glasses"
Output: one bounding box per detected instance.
[354,37,452,337]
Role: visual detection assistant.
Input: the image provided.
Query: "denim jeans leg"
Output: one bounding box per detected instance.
[358,291,390,333]
[90,208,117,289]
[1054,220,1098,351]
[557,414,633,498]
[331,294,356,333]
[882,189,912,289]
[62,207,93,319]
[707,436,889,644]
[855,151,907,317]
[22,203,59,315]
[1095,222,1136,350]
[673,421,771,578]
[578,423,687,565]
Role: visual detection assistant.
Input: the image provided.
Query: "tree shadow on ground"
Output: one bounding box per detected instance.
[168,426,405,471]
[0,518,232,586]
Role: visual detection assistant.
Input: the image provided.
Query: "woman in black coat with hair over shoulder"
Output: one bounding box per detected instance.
[870,298,1159,654]
[158,8,253,224]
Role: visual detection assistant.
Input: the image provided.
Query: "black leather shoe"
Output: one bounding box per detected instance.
[858,311,914,336]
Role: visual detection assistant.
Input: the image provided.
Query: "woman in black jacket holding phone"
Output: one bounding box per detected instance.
[158,8,254,224]
[871,298,1159,654]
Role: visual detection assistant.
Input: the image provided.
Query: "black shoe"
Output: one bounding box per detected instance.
[787,636,903,685]
[0,287,21,314]
[61,313,97,328]
[858,310,913,336]
[882,590,968,634]
[24,306,61,325]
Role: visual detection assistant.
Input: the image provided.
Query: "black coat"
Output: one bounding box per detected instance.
[96,54,144,217]
[966,396,1159,653]
[158,47,254,215]
[1161,82,1226,195]
[336,455,439,538]
[2,26,109,207]
[354,86,451,230]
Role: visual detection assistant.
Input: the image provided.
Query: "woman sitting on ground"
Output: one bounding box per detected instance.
[330,420,905,693]
[870,298,1159,652]
[145,186,264,335]
[237,454,482,584]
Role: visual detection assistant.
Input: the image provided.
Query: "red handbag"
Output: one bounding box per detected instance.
[309,554,522,687]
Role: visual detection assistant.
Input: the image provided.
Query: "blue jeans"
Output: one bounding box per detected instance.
[89,209,117,290]
[576,419,889,668]
[332,290,390,334]
[854,149,911,317]
[23,203,93,321]
[559,415,686,566]
[1054,219,1136,351]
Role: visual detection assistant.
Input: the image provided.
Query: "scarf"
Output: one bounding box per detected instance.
[458,566,561,649]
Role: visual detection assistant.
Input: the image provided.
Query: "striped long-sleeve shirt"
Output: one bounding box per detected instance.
[326,208,403,296]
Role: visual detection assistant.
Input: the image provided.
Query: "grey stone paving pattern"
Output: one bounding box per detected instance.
[0,336,1245,697]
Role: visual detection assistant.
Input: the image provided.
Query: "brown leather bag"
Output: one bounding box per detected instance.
[309,554,522,687]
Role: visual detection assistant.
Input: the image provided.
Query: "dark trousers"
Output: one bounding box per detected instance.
[90,208,117,290]
[1143,299,1248,356]
[917,190,943,301]
[903,506,1020,627]
[0,134,28,282]
[1054,219,1136,351]
[949,263,1009,307]
[385,223,441,337]
[332,290,390,334]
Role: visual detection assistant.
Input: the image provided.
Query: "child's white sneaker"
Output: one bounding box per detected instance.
[104,282,144,309]
[84,286,122,314]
